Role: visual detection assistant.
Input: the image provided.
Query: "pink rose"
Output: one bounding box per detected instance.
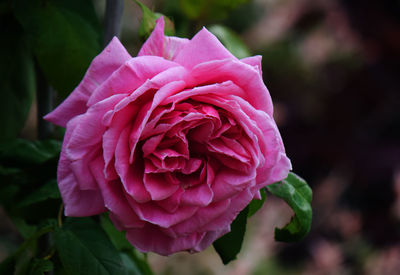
[45,18,291,255]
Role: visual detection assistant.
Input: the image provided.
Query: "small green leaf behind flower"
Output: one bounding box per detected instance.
[208,25,251,59]
[213,206,249,265]
[134,0,175,39]
[248,188,267,217]
[266,172,313,242]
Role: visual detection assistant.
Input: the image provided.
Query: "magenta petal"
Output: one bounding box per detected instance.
[241,55,263,76]
[171,199,230,235]
[114,127,151,203]
[192,227,230,253]
[155,188,184,213]
[199,188,253,232]
[190,59,273,116]
[90,157,145,229]
[125,194,198,228]
[138,17,189,61]
[174,28,236,69]
[180,183,214,207]
[126,224,203,256]
[58,147,106,216]
[44,37,131,127]
[87,56,180,106]
[143,173,179,201]
[65,94,126,162]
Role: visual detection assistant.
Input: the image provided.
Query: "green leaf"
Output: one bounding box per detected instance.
[0,14,35,141]
[134,0,174,39]
[0,139,61,165]
[0,222,56,275]
[119,253,142,275]
[213,206,249,265]
[54,217,126,275]
[266,172,312,242]
[100,214,132,252]
[13,0,102,97]
[208,25,251,59]
[0,255,16,275]
[11,217,37,239]
[248,188,267,217]
[28,258,54,275]
[101,214,154,275]
[18,179,60,208]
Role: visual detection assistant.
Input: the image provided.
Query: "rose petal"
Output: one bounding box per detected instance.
[65,94,126,161]
[211,168,257,202]
[87,56,181,106]
[171,199,230,235]
[126,224,204,256]
[58,141,106,216]
[174,28,236,69]
[155,187,185,213]
[241,55,263,76]
[44,37,131,127]
[189,59,273,116]
[124,193,198,228]
[180,183,214,207]
[138,17,189,61]
[115,127,151,203]
[90,157,145,229]
[198,188,253,232]
[143,173,180,201]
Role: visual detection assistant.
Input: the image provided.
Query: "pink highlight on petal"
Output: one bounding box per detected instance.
[189,59,274,116]
[174,28,236,69]
[241,55,263,76]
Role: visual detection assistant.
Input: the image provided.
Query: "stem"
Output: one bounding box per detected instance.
[36,64,54,140]
[58,203,64,228]
[103,0,124,46]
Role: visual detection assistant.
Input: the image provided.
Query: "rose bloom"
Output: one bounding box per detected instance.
[45,18,291,255]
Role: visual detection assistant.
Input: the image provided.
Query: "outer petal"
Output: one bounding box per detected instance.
[58,118,106,216]
[241,55,263,76]
[189,59,273,116]
[58,152,106,216]
[44,37,131,127]
[87,56,181,106]
[138,17,189,61]
[174,28,236,69]
[90,156,145,229]
[126,224,204,256]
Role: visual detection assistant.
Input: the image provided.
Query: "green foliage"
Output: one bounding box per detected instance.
[248,188,267,217]
[266,172,313,242]
[28,258,54,275]
[179,0,249,21]
[134,0,175,40]
[208,25,251,59]
[101,214,154,275]
[0,1,313,272]
[54,217,126,275]
[213,206,249,265]
[0,221,57,275]
[13,0,103,97]
[0,139,61,165]
[0,14,35,141]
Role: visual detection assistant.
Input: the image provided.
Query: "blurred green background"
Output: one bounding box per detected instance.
[1,0,400,274]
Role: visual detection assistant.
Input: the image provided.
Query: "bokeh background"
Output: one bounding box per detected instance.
[2,0,400,274]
